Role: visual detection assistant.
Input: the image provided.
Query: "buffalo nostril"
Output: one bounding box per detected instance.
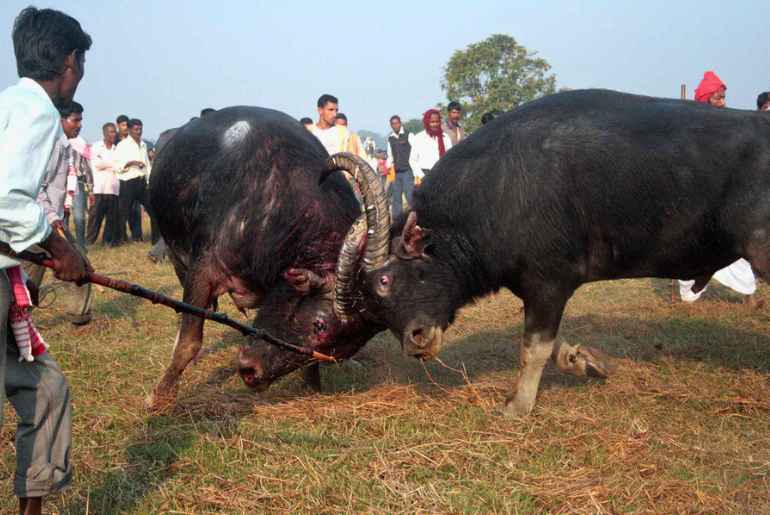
[238,366,256,381]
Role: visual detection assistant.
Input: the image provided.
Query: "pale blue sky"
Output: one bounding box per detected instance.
[1,1,768,142]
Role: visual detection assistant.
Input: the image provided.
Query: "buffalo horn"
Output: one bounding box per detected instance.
[325,153,391,272]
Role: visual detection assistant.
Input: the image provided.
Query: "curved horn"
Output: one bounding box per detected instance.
[332,215,367,321]
[325,153,391,272]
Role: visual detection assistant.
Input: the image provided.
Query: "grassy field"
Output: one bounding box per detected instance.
[2,238,770,514]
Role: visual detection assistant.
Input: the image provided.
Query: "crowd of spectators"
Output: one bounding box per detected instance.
[302,78,770,223]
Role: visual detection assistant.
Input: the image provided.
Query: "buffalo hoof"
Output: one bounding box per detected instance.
[500,396,535,418]
[146,385,178,414]
[554,343,615,379]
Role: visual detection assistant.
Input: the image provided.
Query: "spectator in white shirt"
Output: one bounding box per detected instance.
[114,118,152,243]
[409,108,452,181]
[87,122,120,245]
[308,94,351,155]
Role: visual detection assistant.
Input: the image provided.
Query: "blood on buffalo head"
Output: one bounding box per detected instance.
[237,153,390,391]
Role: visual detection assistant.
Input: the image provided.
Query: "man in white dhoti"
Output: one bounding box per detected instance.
[678,71,758,303]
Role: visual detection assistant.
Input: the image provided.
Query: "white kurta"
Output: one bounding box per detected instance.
[678,258,757,302]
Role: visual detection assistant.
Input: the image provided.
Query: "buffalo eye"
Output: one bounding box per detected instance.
[313,318,327,335]
[375,274,392,297]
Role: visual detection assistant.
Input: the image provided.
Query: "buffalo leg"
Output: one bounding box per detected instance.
[148,269,212,411]
[303,363,322,392]
[504,290,569,417]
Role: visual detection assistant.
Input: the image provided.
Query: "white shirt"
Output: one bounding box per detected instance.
[114,136,151,182]
[408,130,453,179]
[91,140,120,195]
[0,78,60,269]
[309,124,350,155]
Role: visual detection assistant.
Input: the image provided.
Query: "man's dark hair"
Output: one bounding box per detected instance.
[58,101,83,118]
[128,118,143,128]
[116,114,129,124]
[13,7,92,81]
[335,113,348,123]
[757,92,769,110]
[299,117,313,125]
[317,94,338,108]
[389,115,401,123]
[102,122,115,131]
[447,101,462,112]
[200,108,216,117]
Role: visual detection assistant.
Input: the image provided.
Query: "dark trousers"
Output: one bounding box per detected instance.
[117,177,148,243]
[86,194,118,245]
[390,169,415,218]
[62,182,87,250]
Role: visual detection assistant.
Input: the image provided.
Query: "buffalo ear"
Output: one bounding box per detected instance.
[283,268,331,295]
[399,212,431,259]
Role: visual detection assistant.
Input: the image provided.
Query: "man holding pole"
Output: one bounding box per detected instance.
[0,7,91,514]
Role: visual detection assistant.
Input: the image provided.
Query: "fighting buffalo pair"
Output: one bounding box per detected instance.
[148,90,770,416]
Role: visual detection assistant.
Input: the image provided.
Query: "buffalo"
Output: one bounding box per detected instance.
[332,89,770,417]
[147,106,388,410]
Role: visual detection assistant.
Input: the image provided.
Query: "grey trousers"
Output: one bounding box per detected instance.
[0,270,73,497]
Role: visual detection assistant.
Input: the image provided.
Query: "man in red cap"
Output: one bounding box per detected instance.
[679,71,758,305]
[694,71,726,107]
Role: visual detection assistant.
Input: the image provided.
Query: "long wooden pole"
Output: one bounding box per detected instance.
[0,244,336,362]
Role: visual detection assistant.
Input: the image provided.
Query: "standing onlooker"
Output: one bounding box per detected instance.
[335,113,363,156]
[442,101,465,146]
[0,7,91,514]
[115,114,129,143]
[409,109,453,182]
[679,71,757,304]
[34,121,93,327]
[87,122,120,246]
[386,114,416,217]
[115,113,142,239]
[115,118,151,243]
[757,92,770,112]
[694,71,726,107]
[59,101,92,251]
[309,94,351,155]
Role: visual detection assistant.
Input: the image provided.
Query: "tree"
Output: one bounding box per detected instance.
[403,118,424,136]
[442,34,557,132]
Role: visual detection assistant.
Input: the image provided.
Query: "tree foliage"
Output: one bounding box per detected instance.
[402,118,424,136]
[442,34,557,132]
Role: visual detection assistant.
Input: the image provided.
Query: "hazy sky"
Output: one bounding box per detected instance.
[1,1,768,142]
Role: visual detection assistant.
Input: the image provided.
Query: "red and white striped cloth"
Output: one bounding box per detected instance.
[6,266,48,362]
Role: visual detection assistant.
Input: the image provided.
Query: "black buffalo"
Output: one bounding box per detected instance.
[334,89,770,417]
[147,106,388,410]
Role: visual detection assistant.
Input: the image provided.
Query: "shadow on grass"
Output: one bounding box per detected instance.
[316,311,770,394]
[59,309,770,513]
[97,284,178,322]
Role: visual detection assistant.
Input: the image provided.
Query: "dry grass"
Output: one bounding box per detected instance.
[2,237,770,513]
